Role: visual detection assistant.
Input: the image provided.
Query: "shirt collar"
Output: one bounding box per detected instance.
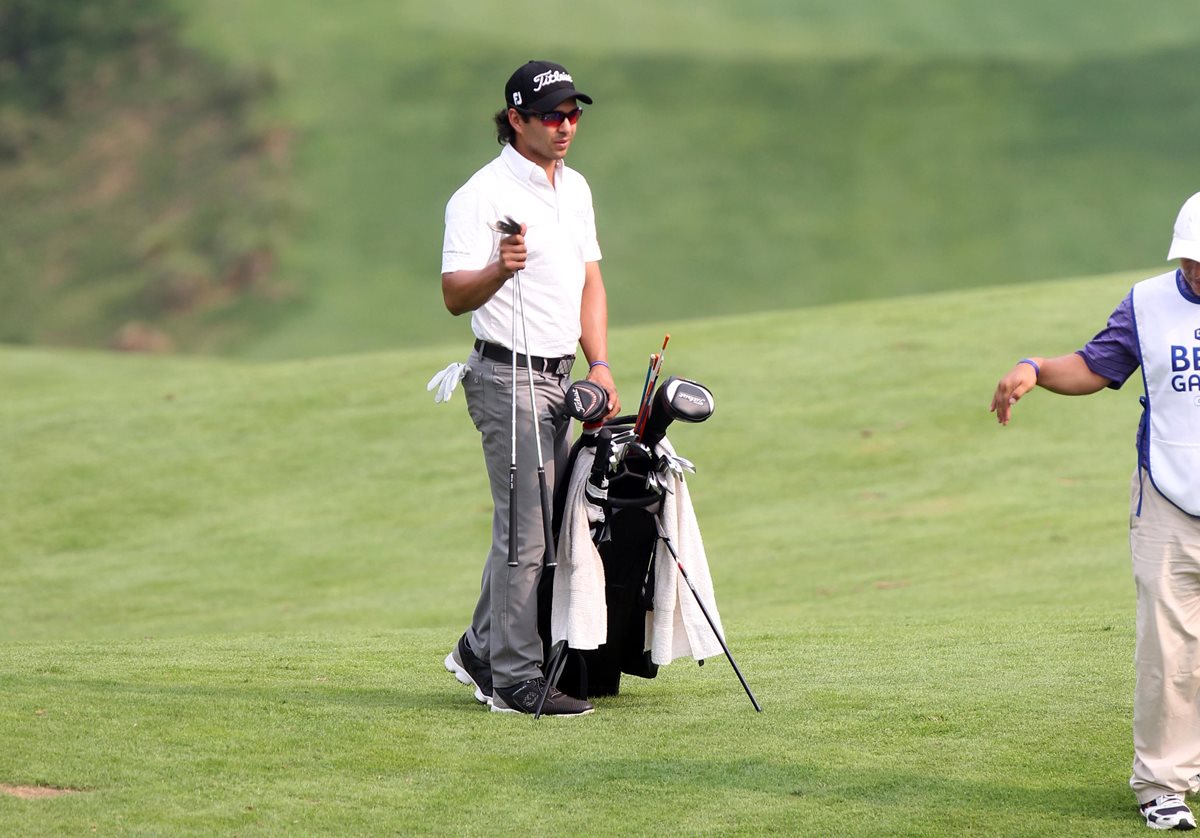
[1176,269,1200,304]
[500,142,562,187]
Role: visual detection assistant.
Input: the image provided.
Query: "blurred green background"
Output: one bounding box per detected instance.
[2,0,1197,358]
[4,5,1195,833]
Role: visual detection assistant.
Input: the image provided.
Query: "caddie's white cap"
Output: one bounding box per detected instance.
[1167,192,1200,262]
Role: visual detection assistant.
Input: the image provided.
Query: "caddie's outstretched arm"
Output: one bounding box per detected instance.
[990,353,1111,425]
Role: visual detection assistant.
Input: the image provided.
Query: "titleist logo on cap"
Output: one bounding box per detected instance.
[532,70,572,92]
[505,61,592,112]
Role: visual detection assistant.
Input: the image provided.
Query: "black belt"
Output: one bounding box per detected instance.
[474,340,575,376]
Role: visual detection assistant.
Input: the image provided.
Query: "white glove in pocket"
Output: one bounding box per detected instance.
[426,362,466,404]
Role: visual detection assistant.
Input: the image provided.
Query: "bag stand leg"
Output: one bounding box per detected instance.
[656,528,762,713]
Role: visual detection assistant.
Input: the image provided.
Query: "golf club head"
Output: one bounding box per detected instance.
[563,379,608,424]
[490,216,521,236]
[640,376,715,449]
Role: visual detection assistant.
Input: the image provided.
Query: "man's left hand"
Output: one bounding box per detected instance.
[587,364,620,420]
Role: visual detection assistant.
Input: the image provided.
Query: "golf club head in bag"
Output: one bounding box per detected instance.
[563,379,608,425]
[640,376,715,449]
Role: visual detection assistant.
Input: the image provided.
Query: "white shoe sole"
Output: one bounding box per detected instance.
[490,695,595,716]
[1144,821,1196,831]
[489,705,595,716]
[443,651,490,705]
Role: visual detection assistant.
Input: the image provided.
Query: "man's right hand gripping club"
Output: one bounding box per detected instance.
[440,220,527,315]
[494,218,527,281]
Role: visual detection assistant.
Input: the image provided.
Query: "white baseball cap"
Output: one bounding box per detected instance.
[1168,192,1200,262]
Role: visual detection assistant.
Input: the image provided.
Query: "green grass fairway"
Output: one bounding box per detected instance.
[1,268,1160,834]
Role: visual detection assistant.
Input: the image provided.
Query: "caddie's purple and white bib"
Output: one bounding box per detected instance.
[1133,270,1200,516]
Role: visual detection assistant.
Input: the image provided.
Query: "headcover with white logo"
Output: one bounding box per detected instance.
[640,376,715,449]
[564,379,608,423]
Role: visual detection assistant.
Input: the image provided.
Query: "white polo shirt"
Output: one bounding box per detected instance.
[442,143,602,357]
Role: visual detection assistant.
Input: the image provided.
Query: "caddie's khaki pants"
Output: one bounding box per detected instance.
[1130,469,1200,803]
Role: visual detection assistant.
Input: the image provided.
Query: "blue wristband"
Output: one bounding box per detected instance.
[589,360,609,370]
[1018,358,1040,379]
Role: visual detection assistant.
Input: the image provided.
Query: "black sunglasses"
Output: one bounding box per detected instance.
[517,107,583,127]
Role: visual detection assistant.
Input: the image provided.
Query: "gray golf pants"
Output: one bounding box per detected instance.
[462,346,571,688]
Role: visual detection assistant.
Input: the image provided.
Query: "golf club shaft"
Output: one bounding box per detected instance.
[515,272,557,569]
[658,529,762,712]
[507,271,520,568]
[635,335,670,439]
[643,339,670,431]
[633,354,660,439]
[632,353,655,434]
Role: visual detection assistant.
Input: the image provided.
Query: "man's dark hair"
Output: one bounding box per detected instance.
[494,107,528,146]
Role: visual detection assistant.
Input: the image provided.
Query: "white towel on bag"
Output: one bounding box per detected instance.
[550,445,608,649]
[549,436,726,664]
[647,438,726,665]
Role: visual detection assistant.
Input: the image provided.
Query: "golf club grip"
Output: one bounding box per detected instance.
[538,469,555,567]
[589,429,612,484]
[507,466,518,567]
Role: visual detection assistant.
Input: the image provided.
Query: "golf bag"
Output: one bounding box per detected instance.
[537,376,716,699]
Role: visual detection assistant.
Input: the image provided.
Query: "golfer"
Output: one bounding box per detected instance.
[439,60,619,716]
[990,192,1200,831]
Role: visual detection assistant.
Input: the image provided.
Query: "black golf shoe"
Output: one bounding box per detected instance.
[444,633,493,705]
[491,678,594,716]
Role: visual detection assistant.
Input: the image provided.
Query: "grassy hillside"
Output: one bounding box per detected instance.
[1,2,1192,360]
[0,270,1159,834]
[170,1,1200,358]
[0,0,291,353]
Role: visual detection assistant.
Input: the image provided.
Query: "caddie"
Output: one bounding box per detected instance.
[990,192,1200,831]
